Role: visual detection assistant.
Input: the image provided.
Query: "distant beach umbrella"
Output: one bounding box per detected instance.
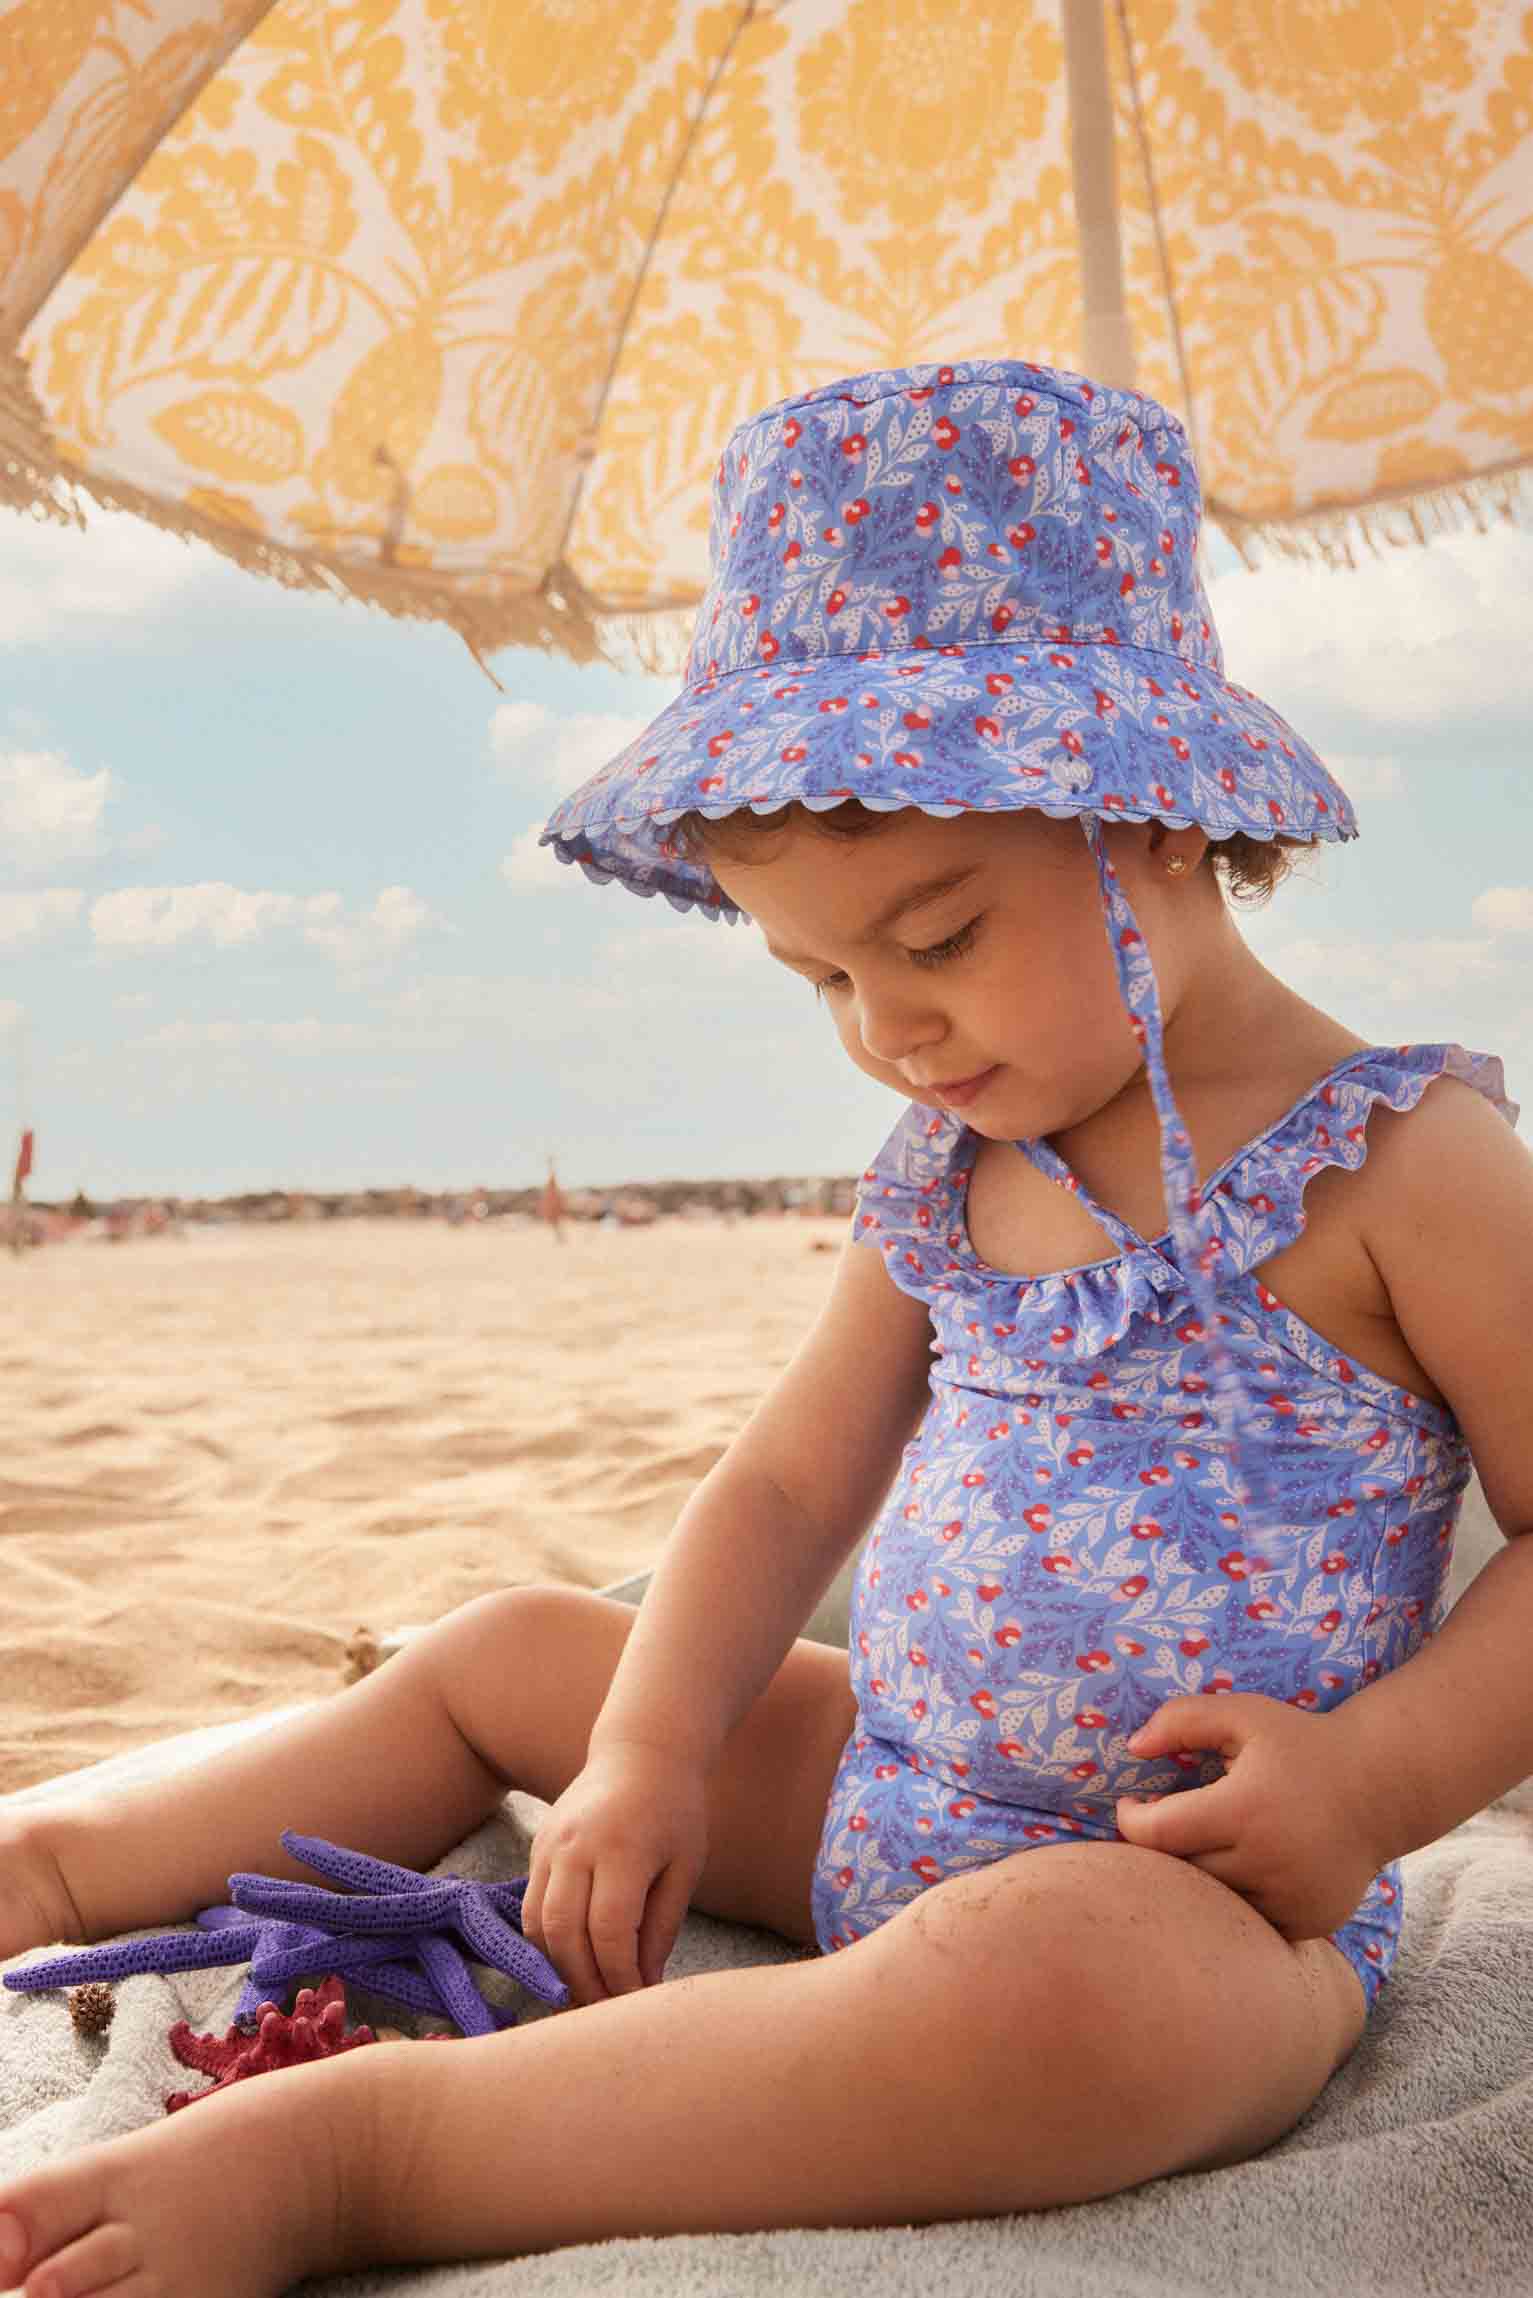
[3,1,1530,679]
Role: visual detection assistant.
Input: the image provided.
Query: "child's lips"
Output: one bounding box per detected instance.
[925,1065,1001,1107]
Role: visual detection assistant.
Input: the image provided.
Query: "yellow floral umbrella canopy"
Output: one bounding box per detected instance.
[3,0,1531,677]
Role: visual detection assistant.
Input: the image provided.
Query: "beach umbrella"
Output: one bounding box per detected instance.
[4,0,1530,680]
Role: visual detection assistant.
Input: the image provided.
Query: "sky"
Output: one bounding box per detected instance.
[1,498,1529,1200]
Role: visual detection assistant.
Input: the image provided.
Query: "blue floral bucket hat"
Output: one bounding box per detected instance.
[540,357,1359,1520]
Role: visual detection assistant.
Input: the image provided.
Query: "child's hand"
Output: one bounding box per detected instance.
[1113,1692,1386,1945]
[520,1743,711,2008]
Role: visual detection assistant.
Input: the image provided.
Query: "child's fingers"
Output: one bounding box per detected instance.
[587,1864,656,1999]
[533,1862,608,2008]
[637,1859,693,1989]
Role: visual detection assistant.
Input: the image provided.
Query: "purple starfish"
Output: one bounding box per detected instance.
[2,1831,569,2033]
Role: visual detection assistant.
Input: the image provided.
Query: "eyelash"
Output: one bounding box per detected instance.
[812,916,983,999]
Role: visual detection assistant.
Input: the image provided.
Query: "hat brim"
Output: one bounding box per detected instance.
[539,640,1356,922]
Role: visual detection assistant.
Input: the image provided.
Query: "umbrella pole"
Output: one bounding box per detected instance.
[1061,0,1136,390]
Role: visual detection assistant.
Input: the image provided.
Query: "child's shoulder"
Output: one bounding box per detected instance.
[1356,1052,1526,1224]
[1357,1053,1533,1540]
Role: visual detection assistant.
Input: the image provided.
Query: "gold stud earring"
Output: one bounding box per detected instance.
[1166,854,1188,874]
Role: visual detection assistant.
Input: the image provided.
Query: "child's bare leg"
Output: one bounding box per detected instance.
[2,1588,849,1964]
[10,1591,560,1949]
[0,1836,1350,2295]
[1,1590,549,1957]
[0,1890,1059,2295]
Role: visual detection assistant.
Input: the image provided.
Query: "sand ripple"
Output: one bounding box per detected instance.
[0,1216,844,1793]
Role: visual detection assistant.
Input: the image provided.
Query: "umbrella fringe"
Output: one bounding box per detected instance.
[8,350,1527,675]
[0,347,688,685]
[1213,463,1533,573]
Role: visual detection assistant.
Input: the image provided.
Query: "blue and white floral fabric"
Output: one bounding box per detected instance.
[808,1042,1519,2009]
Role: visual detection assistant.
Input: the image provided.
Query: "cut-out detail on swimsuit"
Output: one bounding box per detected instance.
[962,1044,1400,1281]
[943,1042,1516,1426]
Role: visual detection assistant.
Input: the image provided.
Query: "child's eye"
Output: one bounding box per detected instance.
[812,916,983,1000]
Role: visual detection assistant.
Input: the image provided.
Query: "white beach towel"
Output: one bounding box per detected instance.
[3,1493,1531,2295]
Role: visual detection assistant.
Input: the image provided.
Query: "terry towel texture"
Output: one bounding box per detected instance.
[3,1492,1531,2295]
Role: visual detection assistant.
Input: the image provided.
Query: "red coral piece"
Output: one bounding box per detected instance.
[165,1975,377,2113]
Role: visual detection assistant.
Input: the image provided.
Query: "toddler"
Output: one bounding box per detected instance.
[2,357,1531,2296]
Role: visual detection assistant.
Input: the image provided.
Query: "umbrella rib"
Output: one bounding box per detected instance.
[548,0,766,577]
[1111,0,1200,475]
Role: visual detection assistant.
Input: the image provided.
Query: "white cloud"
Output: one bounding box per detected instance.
[488,701,655,798]
[1262,929,1519,1006]
[499,826,569,893]
[86,881,437,961]
[1473,885,1533,936]
[0,749,110,872]
[301,885,439,968]
[0,888,84,947]
[1209,521,1533,734]
[90,884,331,950]
[0,508,208,643]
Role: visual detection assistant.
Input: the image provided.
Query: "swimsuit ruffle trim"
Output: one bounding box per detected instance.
[852,1043,1518,1358]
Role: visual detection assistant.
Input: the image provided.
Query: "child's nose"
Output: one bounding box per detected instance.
[855,986,944,1069]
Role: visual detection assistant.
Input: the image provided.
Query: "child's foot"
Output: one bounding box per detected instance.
[0,1810,84,1963]
[0,2045,366,2297]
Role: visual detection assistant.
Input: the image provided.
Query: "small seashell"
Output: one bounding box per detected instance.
[342,1627,383,1685]
[69,1981,115,2037]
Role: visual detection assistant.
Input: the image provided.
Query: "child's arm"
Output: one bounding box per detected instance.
[1329,1072,1533,1859]
[1327,1533,1533,1860]
[588,1238,934,1770]
[1122,1075,1533,1932]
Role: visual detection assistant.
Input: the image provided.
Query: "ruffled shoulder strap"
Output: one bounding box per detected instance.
[1208,1042,1519,1279]
[852,1098,968,1303]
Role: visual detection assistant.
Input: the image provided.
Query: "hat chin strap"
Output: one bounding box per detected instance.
[1079,816,1277,1531]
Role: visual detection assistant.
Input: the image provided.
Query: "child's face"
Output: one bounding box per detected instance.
[710,806,1210,1140]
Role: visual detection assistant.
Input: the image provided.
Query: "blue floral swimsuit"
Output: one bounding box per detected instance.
[810,1041,1519,2015]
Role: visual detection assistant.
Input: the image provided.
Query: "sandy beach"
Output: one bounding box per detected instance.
[0,1216,845,1796]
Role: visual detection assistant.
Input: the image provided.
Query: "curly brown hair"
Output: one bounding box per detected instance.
[665,800,1310,912]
